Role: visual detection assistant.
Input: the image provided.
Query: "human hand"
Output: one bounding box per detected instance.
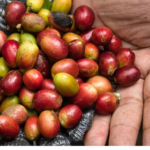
[71,0,150,146]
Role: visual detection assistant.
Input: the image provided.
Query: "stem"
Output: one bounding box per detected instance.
[6,25,10,31]
[26,6,30,13]
[16,23,22,32]
[113,92,121,104]
[33,141,36,146]
[21,29,25,34]
[26,3,33,12]
[0,89,4,95]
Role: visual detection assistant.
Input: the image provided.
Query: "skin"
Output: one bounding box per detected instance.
[72,0,150,146]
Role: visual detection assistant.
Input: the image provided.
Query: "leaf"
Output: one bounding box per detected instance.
[41,0,52,10]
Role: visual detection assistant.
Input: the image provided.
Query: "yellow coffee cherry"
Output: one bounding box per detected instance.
[26,0,44,12]
[51,0,72,14]
[8,33,21,43]
[38,9,51,26]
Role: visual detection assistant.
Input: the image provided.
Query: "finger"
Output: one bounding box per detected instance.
[109,48,146,145]
[121,40,139,50]
[142,74,150,145]
[109,79,143,145]
[83,48,145,146]
[84,113,111,146]
[133,48,150,78]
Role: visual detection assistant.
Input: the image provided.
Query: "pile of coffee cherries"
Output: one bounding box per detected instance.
[0,0,141,142]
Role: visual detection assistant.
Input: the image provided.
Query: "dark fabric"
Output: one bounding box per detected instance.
[66,105,95,142]
[37,130,71,146]
[0,127,32,146]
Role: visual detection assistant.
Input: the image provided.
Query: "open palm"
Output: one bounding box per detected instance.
[72,0,150,146]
